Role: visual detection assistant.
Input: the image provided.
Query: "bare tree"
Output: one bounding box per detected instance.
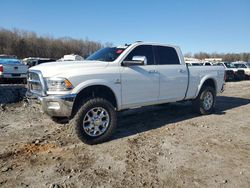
[0,28,103,59]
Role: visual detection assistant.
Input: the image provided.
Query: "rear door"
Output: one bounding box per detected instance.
[120,45,159,108]
[155,46,188,102]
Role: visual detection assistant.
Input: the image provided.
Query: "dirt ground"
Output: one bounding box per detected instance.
[0,81,249,188]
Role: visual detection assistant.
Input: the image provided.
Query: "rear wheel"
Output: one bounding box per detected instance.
[72,98,117,145]
[192,86,216,115]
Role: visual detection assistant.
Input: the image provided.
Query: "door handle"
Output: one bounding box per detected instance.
[148,70,155,73]
[148,70,158,74]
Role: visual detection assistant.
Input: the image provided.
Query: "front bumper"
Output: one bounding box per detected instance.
[40,94,76,117]
[26,70,76,117]
[27,92,76,117]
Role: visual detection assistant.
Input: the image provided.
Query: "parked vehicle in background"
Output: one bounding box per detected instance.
[27,42,225,144]
[232,62,250,79]
[218,62,245,81]
[23,58,56,68]
[58,54,84,61]
[0,57,28,83]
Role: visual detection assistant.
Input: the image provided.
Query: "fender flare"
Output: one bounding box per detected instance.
[195,76,217,98]
[71,79,121,109]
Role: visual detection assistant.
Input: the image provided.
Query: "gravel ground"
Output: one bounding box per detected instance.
[0,81,249,188]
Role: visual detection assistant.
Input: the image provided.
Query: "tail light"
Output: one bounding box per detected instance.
[0,65,3,73]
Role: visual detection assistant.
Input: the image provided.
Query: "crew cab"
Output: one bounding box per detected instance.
[0,57,28,83]
[27,42,225,144]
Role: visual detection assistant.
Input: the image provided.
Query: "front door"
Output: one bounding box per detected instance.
[120,45,159,108]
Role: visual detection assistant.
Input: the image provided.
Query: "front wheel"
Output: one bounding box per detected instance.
[72,98,117,145]
[192,86,216,115]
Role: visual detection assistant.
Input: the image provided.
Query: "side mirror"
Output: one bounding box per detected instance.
[123,56,147,66]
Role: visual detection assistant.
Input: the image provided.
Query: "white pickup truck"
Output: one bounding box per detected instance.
[27,42,225,144]
[0,57,28,83]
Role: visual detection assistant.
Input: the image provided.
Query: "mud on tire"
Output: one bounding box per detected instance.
[192,86,216,115]
[71,98,117,145]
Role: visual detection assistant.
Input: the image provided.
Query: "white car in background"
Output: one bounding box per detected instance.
[218,62,245,81]
[219,62,238,72]
[232,62,250,79]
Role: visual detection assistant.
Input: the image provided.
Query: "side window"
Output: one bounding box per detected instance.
[156,46,180,65]
[124,45,154,65]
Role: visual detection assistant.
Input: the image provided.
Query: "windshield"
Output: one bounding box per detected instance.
[224,62,236,68]
[86,47,126,62]
[0,58,21,64]
[234,64,247,68]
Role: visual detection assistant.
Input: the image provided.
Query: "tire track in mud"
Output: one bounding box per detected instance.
[121,135,161,187]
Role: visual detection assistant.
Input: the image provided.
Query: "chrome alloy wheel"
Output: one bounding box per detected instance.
[202,91,214,111]
[83,107,110,137]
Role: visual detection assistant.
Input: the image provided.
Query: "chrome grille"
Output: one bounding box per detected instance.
[27,70,46,96]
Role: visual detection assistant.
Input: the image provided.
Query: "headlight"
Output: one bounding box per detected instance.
[45,77,73,91]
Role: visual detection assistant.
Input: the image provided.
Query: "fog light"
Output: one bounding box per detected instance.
[47,102,60,110]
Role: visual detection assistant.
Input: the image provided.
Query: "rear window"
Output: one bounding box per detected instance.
[156,46,180,65]
[0,58,21,64]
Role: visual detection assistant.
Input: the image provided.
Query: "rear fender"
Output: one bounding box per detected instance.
[195,76,217,98]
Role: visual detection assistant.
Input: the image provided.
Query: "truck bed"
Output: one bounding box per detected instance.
[186,65,225,99]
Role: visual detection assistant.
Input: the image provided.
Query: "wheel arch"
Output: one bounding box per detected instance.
[71,84,119,118]
[196,77,217,98]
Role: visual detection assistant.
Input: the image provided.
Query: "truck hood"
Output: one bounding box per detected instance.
[29,60,108,77]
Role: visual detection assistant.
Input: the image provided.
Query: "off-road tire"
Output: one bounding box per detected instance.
[72,98,117,145]
[192,86,216,115]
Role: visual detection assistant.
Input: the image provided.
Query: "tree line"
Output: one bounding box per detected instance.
[1,28,249,62]
[0,28,103,59]
[185,52,250,62]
